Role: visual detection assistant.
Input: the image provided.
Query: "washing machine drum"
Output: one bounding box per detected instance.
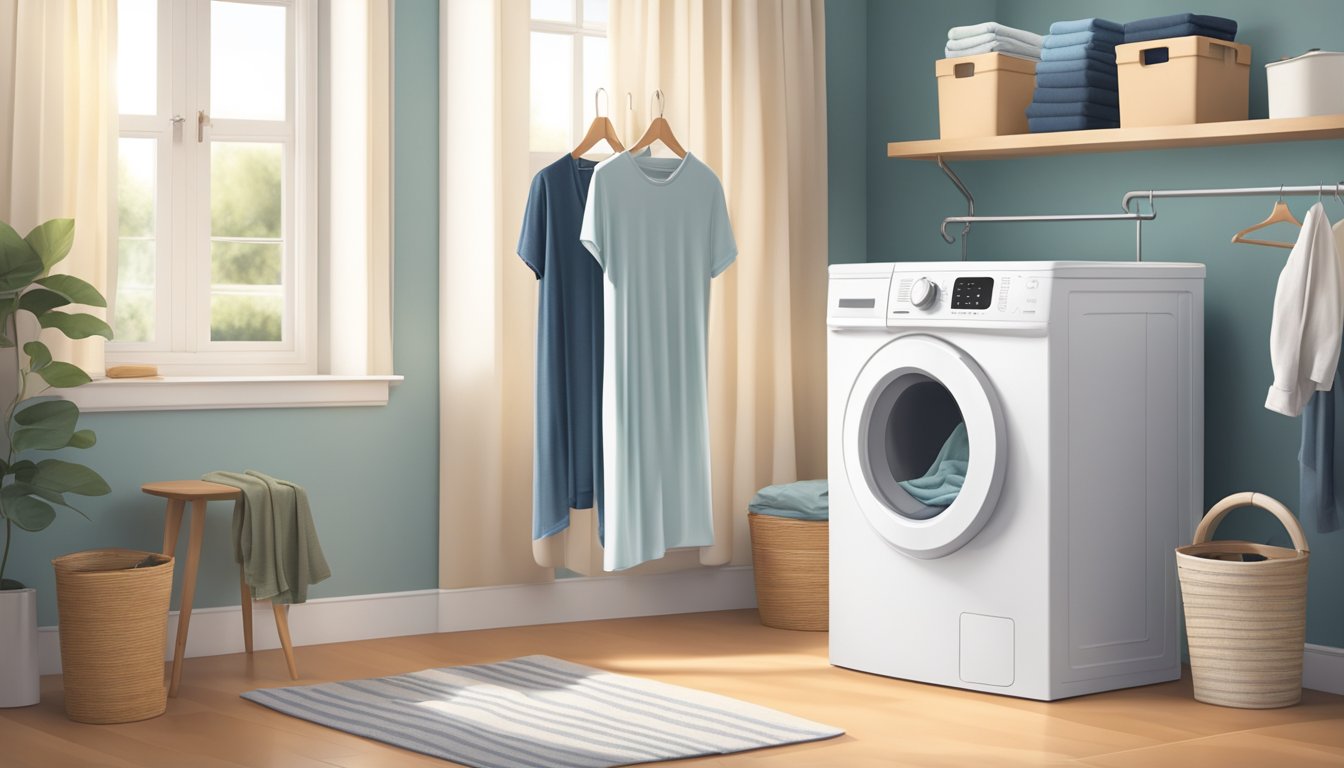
[842,334,1007,559]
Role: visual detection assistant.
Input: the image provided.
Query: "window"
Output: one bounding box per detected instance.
[529,0,610,169]
[113,0,317,375]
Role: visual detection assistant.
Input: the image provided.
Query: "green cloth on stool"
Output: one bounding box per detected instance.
[203,470,331,604]
[748,480,829,520]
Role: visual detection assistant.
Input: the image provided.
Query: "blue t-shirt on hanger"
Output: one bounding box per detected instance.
[518,154,605,542]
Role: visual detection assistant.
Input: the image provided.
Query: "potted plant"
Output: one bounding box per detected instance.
[0,218,111,708]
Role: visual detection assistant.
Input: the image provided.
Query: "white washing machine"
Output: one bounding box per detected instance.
[828,261,1205,701]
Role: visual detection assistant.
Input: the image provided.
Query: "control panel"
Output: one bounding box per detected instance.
[887,271,1051,323]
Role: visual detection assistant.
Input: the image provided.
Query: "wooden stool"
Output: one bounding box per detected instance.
[142,480,300,697]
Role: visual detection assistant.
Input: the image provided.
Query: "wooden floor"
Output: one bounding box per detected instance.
[3,609,1343,767]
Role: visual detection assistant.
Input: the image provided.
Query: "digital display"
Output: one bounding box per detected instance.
[951,277,994,310]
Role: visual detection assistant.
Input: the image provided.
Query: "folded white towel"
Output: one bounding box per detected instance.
[945,31,1043,53]
[947,22,1043,47]
[944,37,1042,60]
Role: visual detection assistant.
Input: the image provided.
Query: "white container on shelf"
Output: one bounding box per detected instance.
[1266,50,1344,118]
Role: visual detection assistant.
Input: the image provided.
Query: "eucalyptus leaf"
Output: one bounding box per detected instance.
[19,288,70,316]
[0,296,15,348]
[23,340,51,370]
[30,459,111,496]
[67,429,96,449]
[24,218,75,272]
[37,310,113,340]
[1,490,56,532]
[0,222,46,293]
[36,361,91,388]
[11,399,79,453]
[34,274,107,308]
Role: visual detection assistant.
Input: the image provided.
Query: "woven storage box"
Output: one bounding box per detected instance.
[1116,36,1250,127]
[1176,493,1308,709]
[53,549,174,723]
[935,53,1036,139]
[748,513,828,631]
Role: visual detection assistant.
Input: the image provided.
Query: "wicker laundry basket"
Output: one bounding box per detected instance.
[1176,492,1309,709]
[748,513,828,631]
[53,549,175,723]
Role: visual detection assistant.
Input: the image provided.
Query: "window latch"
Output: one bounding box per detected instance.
[197,110,209,143]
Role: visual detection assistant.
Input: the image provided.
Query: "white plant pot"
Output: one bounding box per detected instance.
[0,587,40,707]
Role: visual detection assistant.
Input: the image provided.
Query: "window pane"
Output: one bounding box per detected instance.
[210,1,286,120]
[118,0,158,115]
[582,36,609,129]
[531,0,572,22]
[210,242,282,341]
[529,32,573,153]
[115,137,157,343]
[211,142,282,238]
[583,0,607,26]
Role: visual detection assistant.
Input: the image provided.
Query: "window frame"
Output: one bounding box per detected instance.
[109,0,319,376]
[528,0,609,173]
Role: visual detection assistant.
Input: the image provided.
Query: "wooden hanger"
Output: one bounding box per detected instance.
[629,89,686,158]
[572,88,624,159]
[1232,189,1302,249]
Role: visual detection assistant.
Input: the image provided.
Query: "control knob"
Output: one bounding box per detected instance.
[910,277,938,310]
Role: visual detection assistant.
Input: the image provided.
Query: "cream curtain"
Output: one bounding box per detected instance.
[610,0,830,565]
[326,0,393,376]
[439,0,554,588]
[0,0,115,379]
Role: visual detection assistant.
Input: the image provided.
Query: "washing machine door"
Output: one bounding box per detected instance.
[842,334,1007,559]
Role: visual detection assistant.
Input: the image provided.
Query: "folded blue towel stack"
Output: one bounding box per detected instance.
[944,21,1044,61]
[1028,18,1123,132]
[1123,13,1237,43]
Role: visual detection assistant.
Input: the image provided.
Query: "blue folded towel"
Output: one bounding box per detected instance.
[1124,13,1237,35]
[1026,101,1120,121]
[1045,29,1123,48]
[1029,115,1119,133]
[1035,68,1119,89]
[897,424,968,507]
[1035,57,1119,75]
[1041,45,1118,64]
[1124,24,1236,43]
[1049,17,1124,36]
[1031,86,1119,107]
[748,480,829,521]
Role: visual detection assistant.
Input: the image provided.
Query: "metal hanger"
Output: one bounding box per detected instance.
[629,89,686,158]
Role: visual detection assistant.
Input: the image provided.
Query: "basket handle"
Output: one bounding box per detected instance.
[1194,492,1310,554]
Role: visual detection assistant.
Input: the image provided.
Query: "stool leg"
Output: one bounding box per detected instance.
[169,499,208,697]
[240,568,253,654]
[161,498,185,556]
[272,603,299,680]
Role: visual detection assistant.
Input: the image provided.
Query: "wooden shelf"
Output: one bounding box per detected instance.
[887,115,1344,161]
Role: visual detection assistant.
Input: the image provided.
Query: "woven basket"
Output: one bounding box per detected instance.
[1176,492,1309,709]
[53,548,174,724]
[748,513,828,631]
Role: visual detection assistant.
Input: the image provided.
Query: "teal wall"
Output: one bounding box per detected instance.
[8,0,441,627]
[829,0,1344,647]
[824,0,869,264]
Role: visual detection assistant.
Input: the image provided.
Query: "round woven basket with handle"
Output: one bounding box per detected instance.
[53,548,175,724]
[1176,492,1308,709]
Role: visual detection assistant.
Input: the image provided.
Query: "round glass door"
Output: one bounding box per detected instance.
[842,334,1006,558]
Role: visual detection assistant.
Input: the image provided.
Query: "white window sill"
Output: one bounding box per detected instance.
[58,375,404,413]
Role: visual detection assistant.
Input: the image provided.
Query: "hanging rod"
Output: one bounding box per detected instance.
[1121,183,1344,213]
[939,211,1156,243]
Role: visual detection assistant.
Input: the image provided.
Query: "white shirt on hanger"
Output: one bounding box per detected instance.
[1266,202,1343,417]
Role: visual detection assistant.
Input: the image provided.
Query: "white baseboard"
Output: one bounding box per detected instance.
[1304,643,1344,695]
[38,566,758,676]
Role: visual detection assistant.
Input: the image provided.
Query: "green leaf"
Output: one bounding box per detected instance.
[1,487,56,531]
[29,459,111,497]
[0,221,46,292]
[11,399,79,453]
[0,578,25,590]
[37,310,113,340]
[6,480,85,519]
[23,340,51,370]
[67,429,96,449]
[19,288,70,316]
[34,274,107,308]
[25,219,75,272]
[0,296,15,348]
[10,460,36,482]
[35,361,91,388]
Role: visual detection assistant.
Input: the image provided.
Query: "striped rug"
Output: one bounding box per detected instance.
[242,655,842,767]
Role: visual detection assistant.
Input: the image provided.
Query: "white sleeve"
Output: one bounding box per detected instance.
[1265,205,1341,416]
